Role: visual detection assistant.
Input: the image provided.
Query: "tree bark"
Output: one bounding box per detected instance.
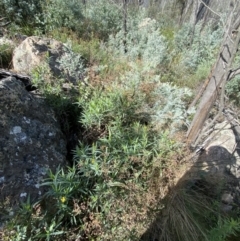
[123,0,128,53]
[187,4,240,146]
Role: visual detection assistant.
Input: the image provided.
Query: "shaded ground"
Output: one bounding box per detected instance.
[140,121,240,241]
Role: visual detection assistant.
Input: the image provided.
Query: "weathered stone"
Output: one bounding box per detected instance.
[221,192,234,204]
[0,76,67,204]
[221,204,233,212]
[193,122,237,176]
[0,37,15,47]
[12,36,84,85]
[12,36,64,76]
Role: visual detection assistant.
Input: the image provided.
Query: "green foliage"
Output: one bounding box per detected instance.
[1,0,122,38]
[226,76,240,105]
[30,55,82,140]
[0,0,43,30]
[5,195,64,240]
[31,41,86,94]
[108,15,167,71]
[41,0,122,40]
[31,63,63,96]
[152,82,194,132]
[40,0,84,33]
[78,87,144,129]
[226,53,240,105]
[0,43,13,68]
[208,218,240,241]
[83,0,123,40]
[5,100,173,239]
[3,3,240,241]
[174,23,223,71]
[58,42,86,83]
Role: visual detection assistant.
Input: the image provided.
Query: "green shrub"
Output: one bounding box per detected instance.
[40,0,84,33]
[0,0,43,30]
[152,82,194,132]
[226,52,240,105]
[78,87,144,130]
[0,43,13,68]
[226,76,240,105]
[174,23,223,71]
[5,86,174,239]
[82,0,123,40]
[108,13,167,71]
[208,218,240,241]
[58,42,86,83]
[42,0,122,40]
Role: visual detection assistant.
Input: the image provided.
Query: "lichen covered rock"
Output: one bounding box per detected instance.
[12,36,64,76]
[12,36,85,85]
[0,76,67,204]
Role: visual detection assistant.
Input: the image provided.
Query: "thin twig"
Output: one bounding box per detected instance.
[198,0,222,18]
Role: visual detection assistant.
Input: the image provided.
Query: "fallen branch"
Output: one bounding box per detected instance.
[199,0,222,18]
[188,63,215,110]
[228,67,240,80]
[224,110,240,141]
[187,12,240,145]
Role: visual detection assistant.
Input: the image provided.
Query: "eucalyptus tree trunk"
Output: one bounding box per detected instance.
[123,0,128,53]
[187,1,240,146]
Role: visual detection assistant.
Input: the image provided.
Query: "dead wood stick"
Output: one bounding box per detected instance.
[188,64,215,110]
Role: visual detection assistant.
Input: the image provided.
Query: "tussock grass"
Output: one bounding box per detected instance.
[0,43,13,68]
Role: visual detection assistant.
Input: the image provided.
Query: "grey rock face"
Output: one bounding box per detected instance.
[192,122,237,176]
[190,121,240,212]
[12,36,85,85]
[0,76,67,203]
[0,37,15,47]
[12,36,64,76]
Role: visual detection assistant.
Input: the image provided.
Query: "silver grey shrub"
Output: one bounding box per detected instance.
[41,0,84,32]
[57,42,86,84]
[174,23,223,71]
[1,0,43,27]
[41,0,122,39]
[108,11,167,72]
[152,82,194,132]
[84,0,123,39]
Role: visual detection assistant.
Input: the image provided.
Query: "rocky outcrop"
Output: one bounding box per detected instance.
[192,122,237,175]
[12,36,64,76]
[12,36,85,85]
[0,37,15,47]
[186,121,240,213]
[186,121,240,181]
[0,75,67,204]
